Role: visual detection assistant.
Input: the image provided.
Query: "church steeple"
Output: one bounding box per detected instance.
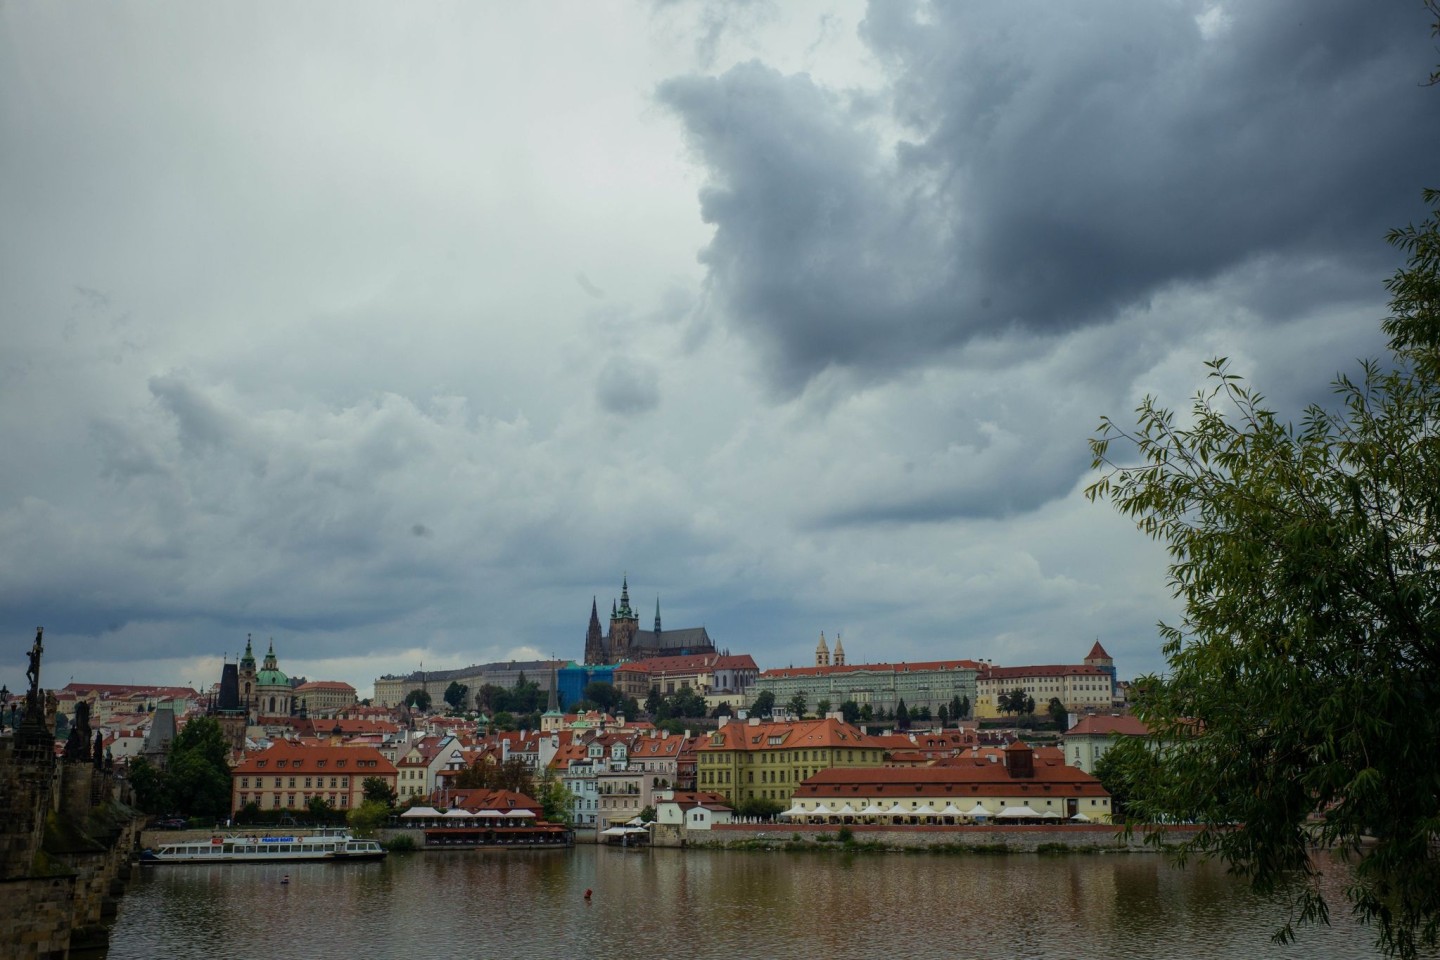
[240,634,256,670]
[654,597,662,634]
[584,597,605,666]
[617,575,633,619]
[816,631,830,667]
[833,634,845,666]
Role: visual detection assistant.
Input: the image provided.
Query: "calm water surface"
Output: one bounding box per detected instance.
[105,846,1413,959]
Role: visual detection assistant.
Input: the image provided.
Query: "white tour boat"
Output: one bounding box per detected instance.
[141,831,386,864]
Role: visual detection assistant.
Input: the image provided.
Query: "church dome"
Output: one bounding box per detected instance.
[256,668,289,687]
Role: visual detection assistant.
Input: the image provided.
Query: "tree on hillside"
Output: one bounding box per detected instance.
[839,700,860,725]
[405,689,431,712]
[1048,698,1069,730]
[583,681,620,712]
[816,698,831,717]
[1088,175,1440,956]
[895,699,910,731]
[787,692,807,719]
[443,681,469,712]
[645,686,664,717]
[750,690,776,717]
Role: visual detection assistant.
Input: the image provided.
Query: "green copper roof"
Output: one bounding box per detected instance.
[255,668,289,686]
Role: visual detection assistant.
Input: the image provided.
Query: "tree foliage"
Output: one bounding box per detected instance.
[443,681,469,711]
[750,690,776,717]
[405,688,432,712]
[362,776,397,808]
[1087,190,1440,957]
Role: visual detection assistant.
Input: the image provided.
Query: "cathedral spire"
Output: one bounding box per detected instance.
[816,631,830,667]
[654,596,662,633]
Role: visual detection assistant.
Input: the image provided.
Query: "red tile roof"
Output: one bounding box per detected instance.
[760,660,981,680]
[1066,714,1148,737]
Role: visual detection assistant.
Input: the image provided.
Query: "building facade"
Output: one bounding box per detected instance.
[696,716,886,807]
[750,659,980,719]
[231,742,397,815]
[973,643,1119,719]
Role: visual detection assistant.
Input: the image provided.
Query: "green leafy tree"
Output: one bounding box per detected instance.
[787,692,807,718]
[815,698,831,717]
[858,703,873,723]
[937,704,950,726]
[619,696,640,719]
[347,799,390,837]
[306,795,336,824]
[894,699,910,730]
[443,681,469,712]
[583,681,620,712]
[750,690,776,717]
[127,755,171,814]
[362,776,397,808]
[1087,185,1440,957]
[711,701,733,719]
[839,700,860,725]
[405,688,431,712]
[536,769,575,825]
[1048,698,1069,730]
[163,716,232,821]
[638,805,656,823]
[670,686,708,719]
[950,695,964,721]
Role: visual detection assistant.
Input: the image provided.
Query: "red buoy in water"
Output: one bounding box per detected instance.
[584,888,592,901]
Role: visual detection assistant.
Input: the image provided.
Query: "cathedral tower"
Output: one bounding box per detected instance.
[816,631,830,667]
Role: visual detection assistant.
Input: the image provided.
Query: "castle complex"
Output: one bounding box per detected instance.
[582,577,717,666]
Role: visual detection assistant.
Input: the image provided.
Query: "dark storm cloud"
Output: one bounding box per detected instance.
[660,1,1440,391]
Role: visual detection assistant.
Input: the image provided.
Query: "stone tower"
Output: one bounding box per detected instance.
[238,634,258,721]
[583,597,606,666]
[833,634,845,666]
[816,631,830,667]
[609,576,639,660]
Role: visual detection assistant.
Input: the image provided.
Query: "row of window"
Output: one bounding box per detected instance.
[235,792,352,809]
[240,776,352,789]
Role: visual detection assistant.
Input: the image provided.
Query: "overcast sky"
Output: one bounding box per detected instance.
[3,1,1437,700]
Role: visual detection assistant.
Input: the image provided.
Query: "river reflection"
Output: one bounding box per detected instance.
[106,846,1415,960]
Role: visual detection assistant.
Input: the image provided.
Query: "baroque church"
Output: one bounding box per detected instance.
[583,577,716,666]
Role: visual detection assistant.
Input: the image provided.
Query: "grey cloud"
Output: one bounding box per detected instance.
[661,1,1440,392]
[596,356,661,414]
[575,273,605,298]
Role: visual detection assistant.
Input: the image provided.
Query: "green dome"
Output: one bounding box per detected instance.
[256,669,289,686]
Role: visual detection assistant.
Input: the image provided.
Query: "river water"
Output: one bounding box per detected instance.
[105,845,1412,959]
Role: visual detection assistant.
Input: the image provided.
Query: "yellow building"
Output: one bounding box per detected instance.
[696,716,885,806]
[294,680,358,715]
[973,642,1119,719]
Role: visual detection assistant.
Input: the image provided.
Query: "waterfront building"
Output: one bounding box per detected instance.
[1063,714,1149,774]
[582,577,717,666]
[790,740,1113,823]
[231,741,397,814]
[655,790,733,829]
[973,643,1119,719]
[696,716,885,807]
[395,735,464,803]
[749,659,980,719]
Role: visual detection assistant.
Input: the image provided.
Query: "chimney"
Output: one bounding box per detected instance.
[748,716,760,726]
[718,716,729,729]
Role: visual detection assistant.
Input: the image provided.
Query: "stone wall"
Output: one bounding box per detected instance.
[656,821,1202,852]
[0,736,141,959]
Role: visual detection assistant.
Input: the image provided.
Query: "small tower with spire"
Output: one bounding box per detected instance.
[584,597,606,666]
[238,634,258,720]
[833,634,846,666]
[816,631,830,667]
[654,597,662,634]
